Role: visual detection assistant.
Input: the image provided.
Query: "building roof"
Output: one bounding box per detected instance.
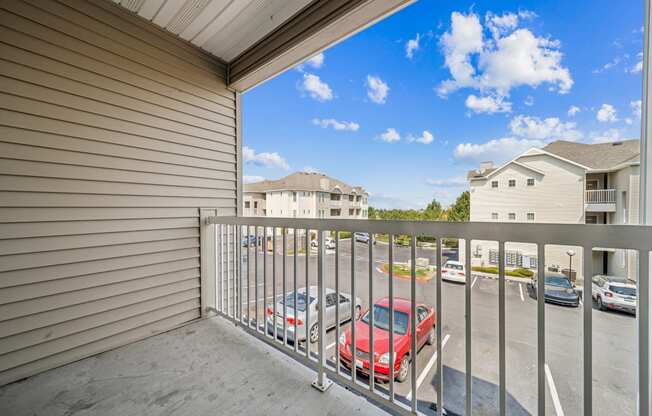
[542,140,640,170]
[468,139,640,180]
[244,172,367,194]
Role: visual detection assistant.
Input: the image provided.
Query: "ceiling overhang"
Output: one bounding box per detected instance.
[110,0,414,91]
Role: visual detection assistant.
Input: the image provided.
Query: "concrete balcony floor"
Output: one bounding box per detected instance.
[0,316,389,416]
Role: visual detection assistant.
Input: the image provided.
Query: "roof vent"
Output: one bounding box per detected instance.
[612,141,623,146]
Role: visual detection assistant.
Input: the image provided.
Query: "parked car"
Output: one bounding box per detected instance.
[266,286,362,343]
[441,260,466,283]
[339,297,436,383]
[591,275,637,314]
[310,237,336,250]
[354,232,375,244]
[241,234,262,247]
[527,273,580,307]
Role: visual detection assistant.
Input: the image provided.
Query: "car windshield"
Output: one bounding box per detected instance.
[446,263,463,271]
[361,305,409,335]
[545,276,572,288]
[281,292,315,312]
[609,285,636,296]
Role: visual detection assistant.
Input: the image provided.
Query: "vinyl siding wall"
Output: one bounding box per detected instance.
[0,0,236,385]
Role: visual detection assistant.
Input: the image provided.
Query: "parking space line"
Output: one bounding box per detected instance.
[326,342,336,351]
[519,283,525,302]
[471,276,478,288]
[545,363,565,416]
[406,333,451,401]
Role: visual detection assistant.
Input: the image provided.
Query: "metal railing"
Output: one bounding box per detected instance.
[585,189,616,204]
[206,216,652,416]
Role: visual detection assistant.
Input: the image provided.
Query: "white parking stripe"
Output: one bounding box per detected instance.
[405,334,451,401]
[545,363,565,416]
[519,283,525,302]
[471,276,478,288]
[326,342,336,351]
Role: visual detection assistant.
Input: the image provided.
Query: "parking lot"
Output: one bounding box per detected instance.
[230,238,637,416]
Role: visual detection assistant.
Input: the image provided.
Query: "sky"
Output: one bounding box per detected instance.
[242,0,644,209]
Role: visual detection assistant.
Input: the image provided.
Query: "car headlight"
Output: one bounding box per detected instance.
[378,352,395,365]
[339,333,346,346]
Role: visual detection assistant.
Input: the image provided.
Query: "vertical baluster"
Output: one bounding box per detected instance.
[335,231,341,374]
[465,238,472,416]
[369,233,375,391]
[388,234,395,401]
[239,225,243,323]
[219,224,223,315]
[583,245,593,416]
[255,226,259,332]
[264,226,268,337]
[227,225,231,318]
[436,237,443,416]
[499,241,506,416]
[283,229,288,345]
[537,244,546,416]
[247,225,251,326]
[351,234,357,385]
[294,229,298,353]
[410,236,417,412]
[273,227,277,340]
[313,229,329,391]
[305,228,311,358]
[639,250,650,416]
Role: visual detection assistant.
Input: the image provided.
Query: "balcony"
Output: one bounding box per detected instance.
[585,189,617,212]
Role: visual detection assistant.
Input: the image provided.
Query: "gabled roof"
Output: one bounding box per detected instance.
[468,159,545,181]
[543,140,640,170]
[244,172,366,194]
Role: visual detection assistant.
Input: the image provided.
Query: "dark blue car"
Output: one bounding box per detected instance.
[528,273,580,307]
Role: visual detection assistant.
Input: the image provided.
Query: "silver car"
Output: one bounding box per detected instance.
[266,286,362,343]
[591,275,637,314]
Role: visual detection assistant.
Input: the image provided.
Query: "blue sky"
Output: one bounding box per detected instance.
[243,0,643,209]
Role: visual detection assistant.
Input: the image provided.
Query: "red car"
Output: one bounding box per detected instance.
[338,297,436,382]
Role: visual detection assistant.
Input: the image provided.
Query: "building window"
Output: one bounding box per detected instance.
[508,179,516,187]
[254,201,258,209]
[491,181,498,188]
[508,213,516,220]
[293,210,297,218]
[244,201,250,208]
[349,208,354,215]
[586,215,598,224]
[491,213,498,220]
[527,178,535,186]
[527,212,535,221]
[349,195,354,201]
[292,192,297,202]
[356,195,361,202]
[330,209,341,216]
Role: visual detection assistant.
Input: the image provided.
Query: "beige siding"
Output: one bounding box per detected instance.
[0,0,235,385]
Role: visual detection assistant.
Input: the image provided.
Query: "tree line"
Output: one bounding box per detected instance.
[368,191,469,222]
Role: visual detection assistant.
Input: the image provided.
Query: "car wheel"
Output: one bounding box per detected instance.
[309,323,319,343]
[426,327,435,345]
[396,355,409,382]
[597,296,605,311]
[355,305,361,320]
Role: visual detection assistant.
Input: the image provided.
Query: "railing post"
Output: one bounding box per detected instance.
[312,229,333,392]
[199,209,217,317]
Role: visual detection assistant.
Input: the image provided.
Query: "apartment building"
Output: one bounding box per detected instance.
[243,172,369,219]
[468,139,640,281]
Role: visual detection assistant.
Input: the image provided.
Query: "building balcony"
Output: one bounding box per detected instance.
[585,189,616,212]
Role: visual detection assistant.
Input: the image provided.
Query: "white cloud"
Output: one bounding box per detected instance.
[312,118,360,131]
[596,103,618,123]
[438,11,572,104]
[300,73,333,101]
[567,105,580,117]
[366,75,389,104]
[465,94,512,114]
[593,56,621,74]
[408,130,434,144]
[426,176,467,187]
[302,166,321,174]
[406,33,420,59]
[454,137,543,165]
[378,128,400,143]
[244,175,265,184]
[243,146,290,171]
[368,193,422,209]
[628,52,643,73]
[631,100,642,118]
[590,128,631,144]
[524,95,534,106]
[296,53,324,71]
[509,115,582,141]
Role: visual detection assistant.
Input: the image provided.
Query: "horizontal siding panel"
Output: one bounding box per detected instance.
[0,25,234,115]
[0,308,200,386]
[0,228,199,256]
[0,127,236,174]
[0,192,236,209]
[0,237,200,272]
[0,218,198,239]
[0,176,234,198]
[0,299,200,372]
[0,279,200,339]
[0,258,199,304]
[0,247,199,288]
[0,293,199,356]
[0,57,235,130]
[0,207,199,223]
[0,270,199,323]
[0,159,235,190]
[0,8,234,108]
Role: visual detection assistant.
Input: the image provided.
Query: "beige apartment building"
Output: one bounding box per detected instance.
[468,140,640,281]
[243,172,369,219]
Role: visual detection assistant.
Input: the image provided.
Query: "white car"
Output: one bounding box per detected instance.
[310,237,336,250]
[591,275,636,315]
[441,260,466,283]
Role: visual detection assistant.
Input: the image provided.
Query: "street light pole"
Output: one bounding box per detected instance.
[566,249,576,283]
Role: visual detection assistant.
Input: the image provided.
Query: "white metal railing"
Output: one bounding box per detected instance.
[205,216,652,416]
[585,189,616,204]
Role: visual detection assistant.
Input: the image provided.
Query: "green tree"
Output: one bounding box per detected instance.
[423,198,444,220]
[446,191,470,222]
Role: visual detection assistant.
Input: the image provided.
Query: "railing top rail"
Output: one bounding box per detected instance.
[207,216,652,251]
